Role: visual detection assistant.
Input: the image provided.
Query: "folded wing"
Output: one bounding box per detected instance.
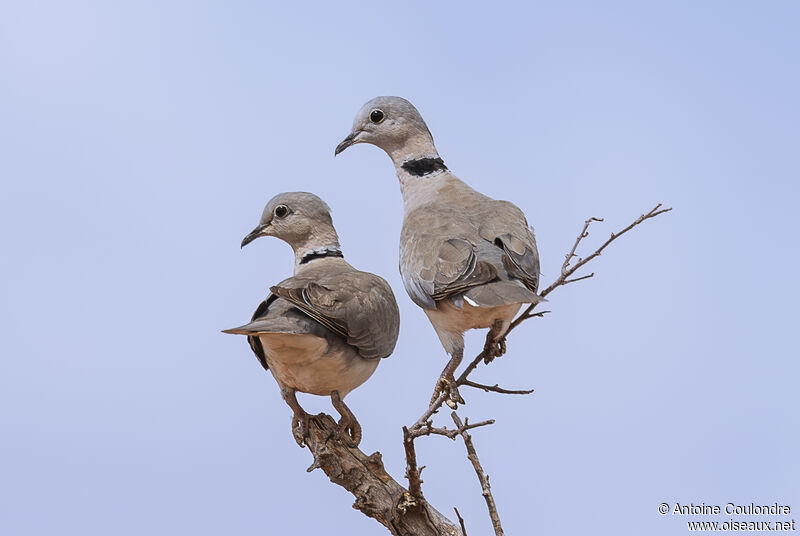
[402,197,541,309]
[270,271,400,360]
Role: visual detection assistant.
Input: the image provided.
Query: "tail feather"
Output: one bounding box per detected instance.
[222,316,305,335]
[463,281,543,308]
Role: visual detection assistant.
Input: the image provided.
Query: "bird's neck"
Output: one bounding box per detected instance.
[290,229,342,269]
[386,133,439,165]
[387,139,449,208]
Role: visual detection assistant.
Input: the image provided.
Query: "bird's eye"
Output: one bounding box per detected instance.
[274,205,289,218]
[369,109,385,124]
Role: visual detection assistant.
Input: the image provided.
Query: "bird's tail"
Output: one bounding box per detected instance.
[462,281,544,308]
[222,316,305,335]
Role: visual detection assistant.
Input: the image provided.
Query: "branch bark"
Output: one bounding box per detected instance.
[304,414,461,536]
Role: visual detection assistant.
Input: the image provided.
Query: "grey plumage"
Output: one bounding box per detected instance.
[336,96,542,407]
[224,192,400,446]
[400,193,540,312]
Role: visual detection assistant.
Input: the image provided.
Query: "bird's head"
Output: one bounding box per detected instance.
[241,192,338,250]
[335,96,435,158]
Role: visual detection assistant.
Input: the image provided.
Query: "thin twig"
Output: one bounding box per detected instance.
[518,310,551,321]
[461,380,534,395]
[454,507,468,536]
[454,350,488,386]
[409,417,496,440]
[562,273,594,285]
[508,203,671,334]
[562,216,603,276]
[542,203,672,299]
[403,394,447,499]
[411,392,448,430]
[452,412,504,536]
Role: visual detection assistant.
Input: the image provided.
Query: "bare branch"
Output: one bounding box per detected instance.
[542,203,672,298]
[454,350,489,387]
[454,508,468,536]
[452,412,504,536]
[562,272,594,285]
[461,380,534,395]
[410,417,496,440]
[403,394,447,501]
[562,216,603,276]
[402,426,424,499]
[411,393,448,430]
[519,310,551,321]
[507,203,672,335]
[304,414,461,535]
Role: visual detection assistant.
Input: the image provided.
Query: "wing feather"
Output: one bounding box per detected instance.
[401,195,541,306]
[270,272,400,360]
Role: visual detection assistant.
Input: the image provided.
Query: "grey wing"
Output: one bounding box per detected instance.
[329,274,400,359]
[401,268,436,310]
[478,200,541,293]
[402,232,498,309]
[400,198,540,309]
[270,272,400,360]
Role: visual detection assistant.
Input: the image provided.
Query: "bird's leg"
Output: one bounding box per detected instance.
[280,386,309,448]
[483,319,508,364]
[330,390,361,448]
[431,347,465,409]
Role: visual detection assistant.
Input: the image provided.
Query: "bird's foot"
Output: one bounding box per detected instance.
[483,335,507,364]
[291,412,309,448]
[430,372,465,410]
[280,386,310,448]
[333,416,362,448]
[483,320,508,364]
[330,390,362,448]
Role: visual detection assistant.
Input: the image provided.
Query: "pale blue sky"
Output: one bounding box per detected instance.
[1,2,798,535]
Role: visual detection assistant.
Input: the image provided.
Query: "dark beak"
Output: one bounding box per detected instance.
[335,131,359,155]
[241,223,269,248]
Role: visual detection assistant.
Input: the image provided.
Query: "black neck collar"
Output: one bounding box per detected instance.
[299,247,344,265]
[401,157,448,177]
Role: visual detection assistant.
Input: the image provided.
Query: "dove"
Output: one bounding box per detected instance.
[336,97,542,408]
[224,192,400,447]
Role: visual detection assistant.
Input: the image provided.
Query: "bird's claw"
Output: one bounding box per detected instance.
[431,374,465,409]
[483,336,507,364]
[329,390,361,447]
[291,413,309,448]
[333,417,361,448]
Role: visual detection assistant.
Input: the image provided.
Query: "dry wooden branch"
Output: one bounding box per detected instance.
[409,417,496,440]
[452,413,504,536]
[454,507,468,536]
[509,204,671,339]
[461,380,534,395]
[304,414,461,536]
[544,204,670,298]
[402,425,424,499]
